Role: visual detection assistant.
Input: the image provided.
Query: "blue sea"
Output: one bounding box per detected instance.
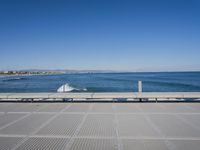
[0,72,200,93]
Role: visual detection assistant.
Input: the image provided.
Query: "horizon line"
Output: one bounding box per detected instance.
[1,69,200,73]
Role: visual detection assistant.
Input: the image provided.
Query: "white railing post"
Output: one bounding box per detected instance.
[138,81,142,93]
[138,81,142,102]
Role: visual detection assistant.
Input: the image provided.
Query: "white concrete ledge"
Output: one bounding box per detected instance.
[0,92,200,101]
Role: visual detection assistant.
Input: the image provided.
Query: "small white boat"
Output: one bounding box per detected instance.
[57,83,74,92]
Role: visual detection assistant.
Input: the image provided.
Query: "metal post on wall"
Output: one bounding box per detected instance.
[138,81,142,93]
[138,81,142,102]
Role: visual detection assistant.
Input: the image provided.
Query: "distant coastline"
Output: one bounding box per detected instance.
[0,71,64,77]
[1,69,200,77]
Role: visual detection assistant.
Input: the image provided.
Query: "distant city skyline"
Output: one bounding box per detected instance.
[0,0,200,71]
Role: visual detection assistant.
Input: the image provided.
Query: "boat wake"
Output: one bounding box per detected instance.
[57,83,87,92]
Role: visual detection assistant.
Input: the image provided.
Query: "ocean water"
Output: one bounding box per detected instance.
[0,72,200,93]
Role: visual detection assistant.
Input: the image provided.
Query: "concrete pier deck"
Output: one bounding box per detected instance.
[1,102,200,150]
[1,92,200,102]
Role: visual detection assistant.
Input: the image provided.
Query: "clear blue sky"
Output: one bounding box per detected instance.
[0,0,200,71]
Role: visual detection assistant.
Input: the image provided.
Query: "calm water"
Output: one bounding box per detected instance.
[0,72,200,93]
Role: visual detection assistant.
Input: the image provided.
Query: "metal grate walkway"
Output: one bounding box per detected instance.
[0,102,200,150]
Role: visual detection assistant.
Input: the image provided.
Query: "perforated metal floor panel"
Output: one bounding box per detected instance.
[122,139,171,150]
[0,137,24,150]
[36,114,84,136]
[1,102,200,150]
[78,114,116,137]
[0,113,27,128]
[16,137,69,150]
[64,103,90,113]
[69,138,118,150]
[0,114,53,135]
